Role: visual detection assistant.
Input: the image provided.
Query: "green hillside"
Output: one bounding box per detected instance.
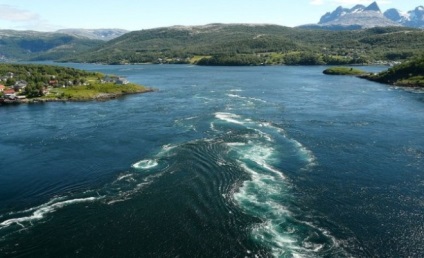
[362,55,424,87]
[0,30,103,61]
[63,24,424,65]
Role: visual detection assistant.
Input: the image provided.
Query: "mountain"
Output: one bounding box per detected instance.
[315,2,399,29]
[364,2,380,12]
[0,30,103,61]
[383,9,409,24]
[56,29,129,41]
[384,6,424,28]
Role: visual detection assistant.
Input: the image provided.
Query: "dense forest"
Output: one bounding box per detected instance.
[62,24,424,65]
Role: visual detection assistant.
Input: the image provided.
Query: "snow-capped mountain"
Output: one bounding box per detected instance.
[384,6,424,28]
[317,2,398,29]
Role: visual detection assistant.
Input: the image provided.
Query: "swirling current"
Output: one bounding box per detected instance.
[0,64,423,257]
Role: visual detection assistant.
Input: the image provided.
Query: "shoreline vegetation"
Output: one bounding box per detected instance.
[323,55,424,88]
[0,64,153,105]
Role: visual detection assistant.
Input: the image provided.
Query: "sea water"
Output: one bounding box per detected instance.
[0,64,423,257]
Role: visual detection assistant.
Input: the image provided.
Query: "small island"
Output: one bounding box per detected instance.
[322,67,367,76]
[0,64,152,105]
[323,56,424,88]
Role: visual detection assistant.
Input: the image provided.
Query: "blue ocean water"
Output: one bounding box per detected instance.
[0,64,423,257]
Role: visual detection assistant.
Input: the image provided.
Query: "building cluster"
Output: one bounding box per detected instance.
[0,72,28,100]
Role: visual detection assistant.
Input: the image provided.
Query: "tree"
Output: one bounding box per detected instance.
[5,78,16,86]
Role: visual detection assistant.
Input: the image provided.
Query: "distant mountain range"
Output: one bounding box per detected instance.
[0,29,128,62]
[300,1,424,30]
[0,30,103,61]
[384,6,424,28]
[56,29,128,41]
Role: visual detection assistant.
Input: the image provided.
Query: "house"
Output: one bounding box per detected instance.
[3,89,15,95]
[116,77,129,85]
[49,80,58,86]
[3,89,16,100]
[0,85,5,92]
[14,80,28,92]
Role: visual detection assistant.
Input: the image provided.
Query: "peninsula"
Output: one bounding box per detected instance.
[323,55,424,88]
[0,64,152,105]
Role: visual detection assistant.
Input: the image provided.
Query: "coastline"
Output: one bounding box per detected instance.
[0,89,155,105]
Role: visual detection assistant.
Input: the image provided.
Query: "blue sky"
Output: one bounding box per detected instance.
[0,0,422,31]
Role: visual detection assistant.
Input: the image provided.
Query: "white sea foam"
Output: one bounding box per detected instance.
[217,112,316,170]
[162,144,177,152]
[253,128,273,142]
[227,93,245,99]
[219,114,322,256]
[226,93,267,103]
[249,97,267,103]
[290,139,317,168]
[215,112,245,125]
[234,161,303,256]
[116,174,134,181]
[0,197,100,228]
[5,196,67,216]
[226,142,246,147]
[132,159,158,170]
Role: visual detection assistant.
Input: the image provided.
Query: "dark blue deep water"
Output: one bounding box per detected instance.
[0,64,423,257]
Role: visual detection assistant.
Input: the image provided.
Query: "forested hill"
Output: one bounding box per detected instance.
[63,24,424,65]
[362,55,424,87]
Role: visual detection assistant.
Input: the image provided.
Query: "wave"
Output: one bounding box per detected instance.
[0,197,101,229]
[215,112,316,169]
[215,112,245,125]
[1,109,326,256]
[226,93,267,103]
[132,159,158,170]
[213,111,344,256]
[0,143,179,235]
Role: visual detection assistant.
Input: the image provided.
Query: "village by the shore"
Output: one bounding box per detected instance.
[0,69,146,105]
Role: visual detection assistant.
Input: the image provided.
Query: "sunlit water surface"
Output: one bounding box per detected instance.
[0,64,423,257]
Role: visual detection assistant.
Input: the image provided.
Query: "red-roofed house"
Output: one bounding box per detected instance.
[0,85,5,92]
[4,89,15,95]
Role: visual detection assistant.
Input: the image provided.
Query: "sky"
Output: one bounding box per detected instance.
[0,0,422,31]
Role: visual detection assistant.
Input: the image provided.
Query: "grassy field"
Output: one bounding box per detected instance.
[47,83,150,100]
[323,67,368,76]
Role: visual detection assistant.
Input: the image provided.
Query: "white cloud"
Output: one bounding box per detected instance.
[0,4,40,22]
[0,4,60,31]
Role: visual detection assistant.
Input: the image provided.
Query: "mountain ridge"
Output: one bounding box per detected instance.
[384,6,424,28]
[312,2,424,30]
[0,30,103,61]
[56,28,129,41]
